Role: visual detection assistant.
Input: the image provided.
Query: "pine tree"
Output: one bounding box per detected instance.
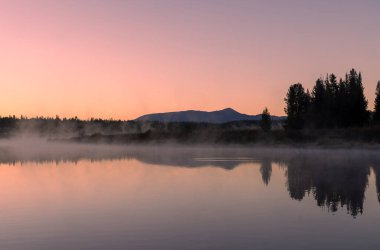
[311,78,326,128]
[328,74,339,127]
[373,81,380,123]
[346,69,368,126]
[284,83,310,129]
[337,78,349,127]
[260,107,272,131]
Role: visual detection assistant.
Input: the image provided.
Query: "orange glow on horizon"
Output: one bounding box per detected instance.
[0,1,379,120]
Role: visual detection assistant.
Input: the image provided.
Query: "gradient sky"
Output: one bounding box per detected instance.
[1,0,379,119]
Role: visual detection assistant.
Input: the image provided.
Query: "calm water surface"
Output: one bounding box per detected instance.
[0,144,380,250]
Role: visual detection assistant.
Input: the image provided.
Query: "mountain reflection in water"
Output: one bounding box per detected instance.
[0,143,379,218]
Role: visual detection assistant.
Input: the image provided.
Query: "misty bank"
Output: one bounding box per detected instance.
[68,126,380,149]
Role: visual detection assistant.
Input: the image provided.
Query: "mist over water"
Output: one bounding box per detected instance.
[1,139,380,249]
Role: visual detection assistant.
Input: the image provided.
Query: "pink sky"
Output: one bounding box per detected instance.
[0,0,379,120]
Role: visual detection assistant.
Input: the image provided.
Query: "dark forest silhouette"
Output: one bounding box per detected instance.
[285,69,378,130]
[0,68,380,145]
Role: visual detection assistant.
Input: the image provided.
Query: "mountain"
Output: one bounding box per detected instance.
[135,108,284,123]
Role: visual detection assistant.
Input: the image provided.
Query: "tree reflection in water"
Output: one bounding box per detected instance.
[1,143,380,218]
[372,166,380,203]
[260,159,272,186]
[282,157,370,217]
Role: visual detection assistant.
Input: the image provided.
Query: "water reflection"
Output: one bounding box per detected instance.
[260,160,272,186]
[373,166,380,202]
[1,143,380,218]
[284,157,370,217]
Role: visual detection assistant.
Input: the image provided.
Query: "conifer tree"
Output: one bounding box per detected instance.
[311,78,326,128]
[373,81,380,123]
[284,83,310,129]
[346,69,368,126]
[260,107,272,131]
[327,74,339,127]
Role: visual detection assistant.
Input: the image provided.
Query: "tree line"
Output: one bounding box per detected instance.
[0,116,142,137]
[284,68,380,129]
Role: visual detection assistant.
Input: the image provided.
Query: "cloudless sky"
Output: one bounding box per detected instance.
[0,0,379,119]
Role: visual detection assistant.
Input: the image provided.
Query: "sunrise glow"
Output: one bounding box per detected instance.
[1,0,379,119]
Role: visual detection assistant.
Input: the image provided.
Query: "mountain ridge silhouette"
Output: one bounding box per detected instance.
[135,108,284,123]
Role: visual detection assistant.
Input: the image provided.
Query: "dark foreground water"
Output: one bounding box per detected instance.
[0,143,380,250]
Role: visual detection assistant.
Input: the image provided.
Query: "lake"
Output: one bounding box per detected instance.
[0,142,380,250]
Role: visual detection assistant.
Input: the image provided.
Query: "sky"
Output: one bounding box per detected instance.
[0,0,379,120]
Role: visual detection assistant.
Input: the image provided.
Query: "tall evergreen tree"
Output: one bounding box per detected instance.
[327,74,339,127]
[345,69,368,126]
[373,81,380,123]
[309,74,341,128]
[328,74,339,97]
[284,83,310,129]
[311,78,326,128]
[260,107,272,131]
[336,77,349,127]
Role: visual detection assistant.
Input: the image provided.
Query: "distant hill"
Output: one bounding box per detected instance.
[135,108,285,123]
